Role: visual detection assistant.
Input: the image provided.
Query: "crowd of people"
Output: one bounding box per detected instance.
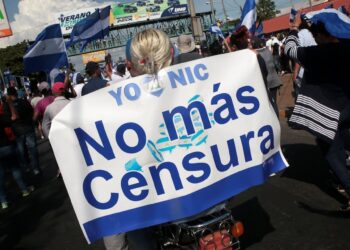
[0,7,349,249]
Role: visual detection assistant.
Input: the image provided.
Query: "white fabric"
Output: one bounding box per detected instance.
[24,38,65,58]
[73,83,85,98]
[241,9,256,31]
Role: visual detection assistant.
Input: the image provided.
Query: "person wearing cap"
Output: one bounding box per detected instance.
[284,10,350,210]
[33,87,55,123]
[81,61,108,96]
[173,34,202,65]
[42,82,71,138]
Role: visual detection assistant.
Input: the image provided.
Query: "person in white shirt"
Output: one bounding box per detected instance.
[110,63,128,84]
[72,73,86,98]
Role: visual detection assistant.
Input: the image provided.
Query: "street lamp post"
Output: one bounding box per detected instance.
[188,0,203,41]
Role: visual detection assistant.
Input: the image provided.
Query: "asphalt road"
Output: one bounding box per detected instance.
[0,119,349,250]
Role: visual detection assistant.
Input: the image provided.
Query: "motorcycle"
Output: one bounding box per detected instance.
[156,203,244,250]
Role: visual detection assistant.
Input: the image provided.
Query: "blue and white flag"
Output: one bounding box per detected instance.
[338,5,349,15]
[289,8,298,23]
[256,21,264,38]
[306,9,350,39]
[23,24,68,74]
[240,0,256,33]
[210,25,224,39]
[66,6,111,51]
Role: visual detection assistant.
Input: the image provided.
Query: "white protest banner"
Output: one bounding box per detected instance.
[49,50,288,243]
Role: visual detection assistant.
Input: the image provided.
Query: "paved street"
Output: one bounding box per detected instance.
[1,78,349,250]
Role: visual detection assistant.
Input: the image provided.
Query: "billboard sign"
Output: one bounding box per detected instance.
[111,0,189,26]
[0,0,12,38]
[56,7,97,35]
[82,50,106,64]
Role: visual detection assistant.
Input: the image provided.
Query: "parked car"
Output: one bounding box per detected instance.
[136,1,146,6]
[154,0,164,4]
[146,4,161,12]
[167,0,180,6]
[124,5,138,13]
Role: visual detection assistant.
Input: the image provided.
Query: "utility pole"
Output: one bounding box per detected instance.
[221,0,228,21]
[188,0,203,42]
[209,0,216,22]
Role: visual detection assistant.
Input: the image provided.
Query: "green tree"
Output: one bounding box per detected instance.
[0,41,28,76]
[256,0,280,21]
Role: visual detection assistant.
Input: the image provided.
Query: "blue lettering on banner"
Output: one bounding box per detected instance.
[115,123,146,153]
[182,152,211,184]
[83,170,118,210]
[121,172,149,201]
[74,121,116,166]
[80,122,275,209]
[124,83,141,101]
[109,83,141,106]
[76,84,262,167]
[168,64,209,88]
[83,151,287,243]
[109,64,209,107]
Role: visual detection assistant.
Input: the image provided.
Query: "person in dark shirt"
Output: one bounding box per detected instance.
[0,98,33,209]
[5,87,41,175]
[81,62,108,96]
[284,13,350,210]
[173,35,202,65]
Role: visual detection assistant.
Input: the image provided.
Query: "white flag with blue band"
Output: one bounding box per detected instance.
[210,25,224,39]
[23,24,68,74]
[306,9,350,39]
[240,0,256,33]
[66,6,111,51]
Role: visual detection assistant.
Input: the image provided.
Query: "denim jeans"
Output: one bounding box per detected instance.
[0,144,28,202]
[16,132,40,172]
[325,103,350,196]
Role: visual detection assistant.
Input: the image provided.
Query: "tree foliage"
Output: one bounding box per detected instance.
[257,0,280,21]
[0,41,28,76]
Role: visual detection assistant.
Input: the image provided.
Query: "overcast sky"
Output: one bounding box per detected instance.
[0,0,301,48]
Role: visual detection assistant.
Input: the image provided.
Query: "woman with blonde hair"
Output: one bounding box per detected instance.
[126,28,173,77]
[104,28,174,250]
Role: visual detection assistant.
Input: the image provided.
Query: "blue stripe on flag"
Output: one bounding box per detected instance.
[66,5,111,50]
[240,0,256,33]
[73,11,100,34]
[83,150,287,243]
[24,53,68,75]
[25,24,63,55]
[210,25,224,38]
[100,5,110,19]
[306,9,350,39]
[23,24,68,74]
